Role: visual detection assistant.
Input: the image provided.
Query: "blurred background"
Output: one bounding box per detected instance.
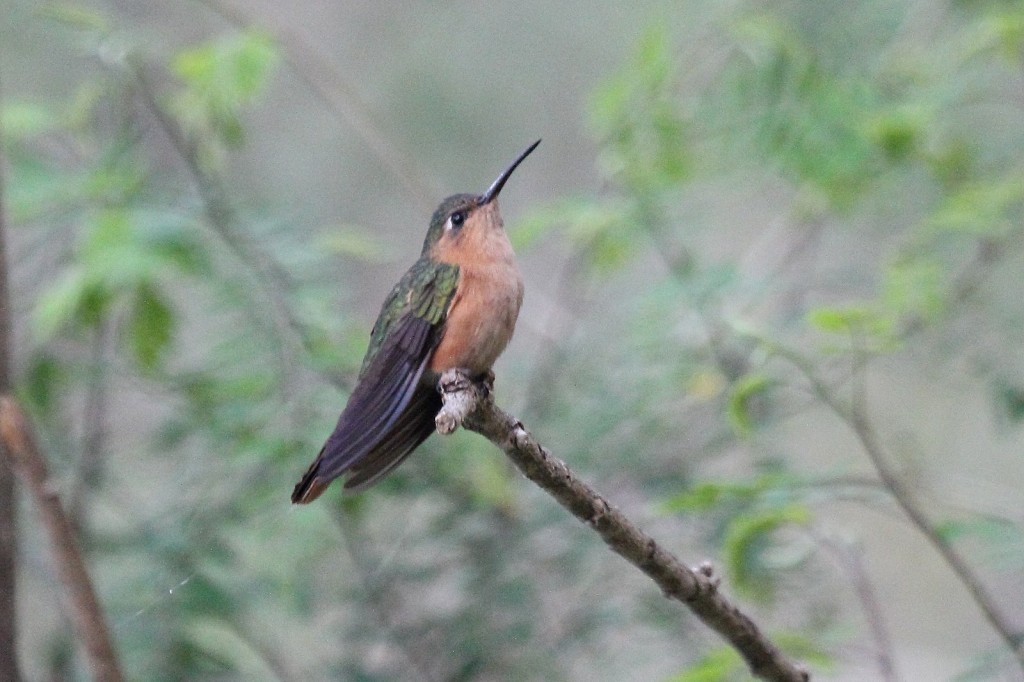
[1,0,1023,680]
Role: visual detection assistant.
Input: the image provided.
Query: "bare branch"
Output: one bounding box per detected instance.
[435,369,809,682]
[0,397,125,682]
[773,343,1024,672]
[848,380,1024,672]
[190,0,440,211]
[68,322,112,536]
[811,529,898,682]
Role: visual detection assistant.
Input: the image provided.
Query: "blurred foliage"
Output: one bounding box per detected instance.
[666,635,830,682]
[3,1,1024,681]
[171,30,278,166]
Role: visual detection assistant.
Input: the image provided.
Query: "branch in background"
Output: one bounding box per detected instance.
[191,0,440,211]
[434,369,809,682]
[0,75,23,682]
[68,322,112,536]
[848,374,1024,673]
[774,344,1024,673]
[0,398,125,682]
[810,528,897,682]
[126,56,353,393]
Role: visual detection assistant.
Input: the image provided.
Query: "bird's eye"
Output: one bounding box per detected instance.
[449,211,465,229]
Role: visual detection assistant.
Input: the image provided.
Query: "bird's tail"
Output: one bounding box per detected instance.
[291,453,328,504]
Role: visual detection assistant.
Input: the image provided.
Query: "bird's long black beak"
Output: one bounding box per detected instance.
[480,139,541,205]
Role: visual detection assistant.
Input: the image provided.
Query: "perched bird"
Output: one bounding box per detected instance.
[291,140,540,503]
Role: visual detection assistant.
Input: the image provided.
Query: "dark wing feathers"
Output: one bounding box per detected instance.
[316,319,429,468]
[290,261,459,503]
[342,384,441,491]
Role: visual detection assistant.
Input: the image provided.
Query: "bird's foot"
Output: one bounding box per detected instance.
[436,368,493,435]
[437,368,472,395]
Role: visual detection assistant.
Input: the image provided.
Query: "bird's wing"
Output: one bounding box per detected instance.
[291,261,459,503]
[341,382,441,491]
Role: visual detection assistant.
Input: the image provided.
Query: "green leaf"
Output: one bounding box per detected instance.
[127,283,175,372]
[132,209,211,275]
[864,106,928,162]
[882,256,944,324]
[588,225,639,272]
[994,381,1024,423]
[588,23,691,192]
[665,646,743,682]
[173,31,278,99]
[184,616,263,672]
[82,209,152,288]
[563,200,634,270]
[964,9,1024,62]
[1,102,60,139]
[24,352,66,414]
[660,473,791,514]
[935,517,1015,544]
[172,30,280,151]
[723,504,811,600]
[989,12,1024,60]
[33,268,84,340]
[661,482,739,513]
[806,305,895,343]
[84,163,146,205]
[773,632,834,670]
[514,197,629,247]
[511,196,641,271]
[727,373,772,437]
[32,266,105,339]
[935,517,1024,569]
[5,149,82,222]
[147,230,211,276]
[726,16,883,209]
[83,209,199,287]
[929,175,1024,236]
[667,633,831,681]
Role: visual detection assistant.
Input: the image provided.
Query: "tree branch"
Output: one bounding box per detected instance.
[434,369,809,682]
[772,342,1024,672]
[848,379,1024,672]
[190,0,440,211]
[0,397,125,682]
[810,528,897,682]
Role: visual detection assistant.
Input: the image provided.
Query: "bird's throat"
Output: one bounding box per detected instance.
[428,217,523,375]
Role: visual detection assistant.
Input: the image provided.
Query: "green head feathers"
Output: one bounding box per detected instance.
[422,194,478,256]
[419,140,541,257]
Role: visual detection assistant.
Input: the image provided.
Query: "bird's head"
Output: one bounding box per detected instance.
[421,139,540,261]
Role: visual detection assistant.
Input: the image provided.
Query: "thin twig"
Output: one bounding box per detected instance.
[771,341,1024,672]
[434,369,809,682]
[125,55,350,393]
[0,397,125,682]
[848,368,1024,672]
[190,0,439,211]
[811,529,898,682]
[69,321,111,536]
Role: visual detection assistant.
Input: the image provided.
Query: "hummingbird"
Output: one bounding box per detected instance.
[291,140,540,503]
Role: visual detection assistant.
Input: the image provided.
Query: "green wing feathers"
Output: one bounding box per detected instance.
[291,260,459,503]
[360,261,459,376]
